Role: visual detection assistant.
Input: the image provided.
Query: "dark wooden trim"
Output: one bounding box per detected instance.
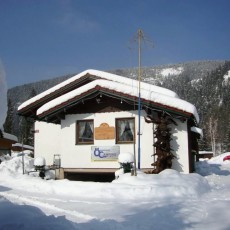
[63,168,154,173]
[115,117,136,144]
[18,74,99,117]
[187,120,197,173]
[37,86,195,123]
[75,119,94,145]
[64,168,118,173]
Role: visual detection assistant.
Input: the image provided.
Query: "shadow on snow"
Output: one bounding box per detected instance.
[0,195,77,230]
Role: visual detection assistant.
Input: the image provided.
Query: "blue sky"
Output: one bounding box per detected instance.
[1,0,230,88]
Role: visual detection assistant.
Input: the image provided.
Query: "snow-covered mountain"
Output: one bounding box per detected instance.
[4,60,230,152]
[110,60,224,84]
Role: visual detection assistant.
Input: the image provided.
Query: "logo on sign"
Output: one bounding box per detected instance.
[91,146,120,161]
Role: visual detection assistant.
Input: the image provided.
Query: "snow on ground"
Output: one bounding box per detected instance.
[1,153,230,229]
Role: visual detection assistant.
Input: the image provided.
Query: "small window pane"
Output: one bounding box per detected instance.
[76,120,94,144]
[116,118,135,144]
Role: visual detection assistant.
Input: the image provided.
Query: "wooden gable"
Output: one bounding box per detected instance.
[18,73,99,118]
[36,85,194,125]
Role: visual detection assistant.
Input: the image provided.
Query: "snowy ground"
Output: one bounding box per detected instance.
[1,153,230,230]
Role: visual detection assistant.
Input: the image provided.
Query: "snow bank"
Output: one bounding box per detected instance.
[0,156,210,201]
[208,152,230,164]
[2,153,230,229]
[113,169,210,198]
[0,196,77,230]
[0,156,34,177]
[196,152,230,176]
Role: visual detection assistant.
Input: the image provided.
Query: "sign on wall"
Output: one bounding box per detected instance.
[94,123,115,140]
[91,146,120,161]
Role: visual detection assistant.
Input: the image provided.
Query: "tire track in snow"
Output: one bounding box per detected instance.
[0,191,96,222]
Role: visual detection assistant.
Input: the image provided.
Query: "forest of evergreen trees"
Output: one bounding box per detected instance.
[160,61,230,155]
[3,60,230,155]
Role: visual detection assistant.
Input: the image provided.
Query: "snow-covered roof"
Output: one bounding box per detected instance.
[17,69,199,123]
[18,69,179,111]
[37,79,199,122]
[12,143,34,150]
[1,131,18,142]
[191,126,203,137]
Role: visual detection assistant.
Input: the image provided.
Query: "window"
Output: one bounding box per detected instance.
[76,120,94,144]
[116,117,135,144]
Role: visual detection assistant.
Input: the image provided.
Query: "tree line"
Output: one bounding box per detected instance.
[3,60,230,155]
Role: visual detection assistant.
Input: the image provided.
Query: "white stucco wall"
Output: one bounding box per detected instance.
[34,121,61,165]
[34,110,154,169]
[170,119,190,173]
[59,110,153,169]
[34,112,190,173]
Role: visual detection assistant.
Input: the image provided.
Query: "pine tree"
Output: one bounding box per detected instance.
[3,98,14,133]
[18,88,37,146]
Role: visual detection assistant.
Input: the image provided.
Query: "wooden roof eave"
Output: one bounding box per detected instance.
[37,86,195,124]
[17,74,100,117]
[37,88,100,121]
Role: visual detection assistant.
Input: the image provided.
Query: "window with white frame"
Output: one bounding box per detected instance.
[116,117,135,144]
[76,119,94,144]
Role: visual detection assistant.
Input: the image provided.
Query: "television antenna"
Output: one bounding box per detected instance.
[129,29,154,175]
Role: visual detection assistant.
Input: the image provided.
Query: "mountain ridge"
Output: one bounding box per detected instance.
[5,60,230,154]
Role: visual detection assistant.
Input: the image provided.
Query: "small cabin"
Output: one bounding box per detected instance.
[0,129,18,156]
[18,69,201,180]
[11,143,34,156]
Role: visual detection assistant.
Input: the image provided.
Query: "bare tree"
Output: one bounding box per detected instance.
[207,117,218,156]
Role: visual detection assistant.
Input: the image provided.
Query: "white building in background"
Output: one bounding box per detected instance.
[18,69,201,179]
